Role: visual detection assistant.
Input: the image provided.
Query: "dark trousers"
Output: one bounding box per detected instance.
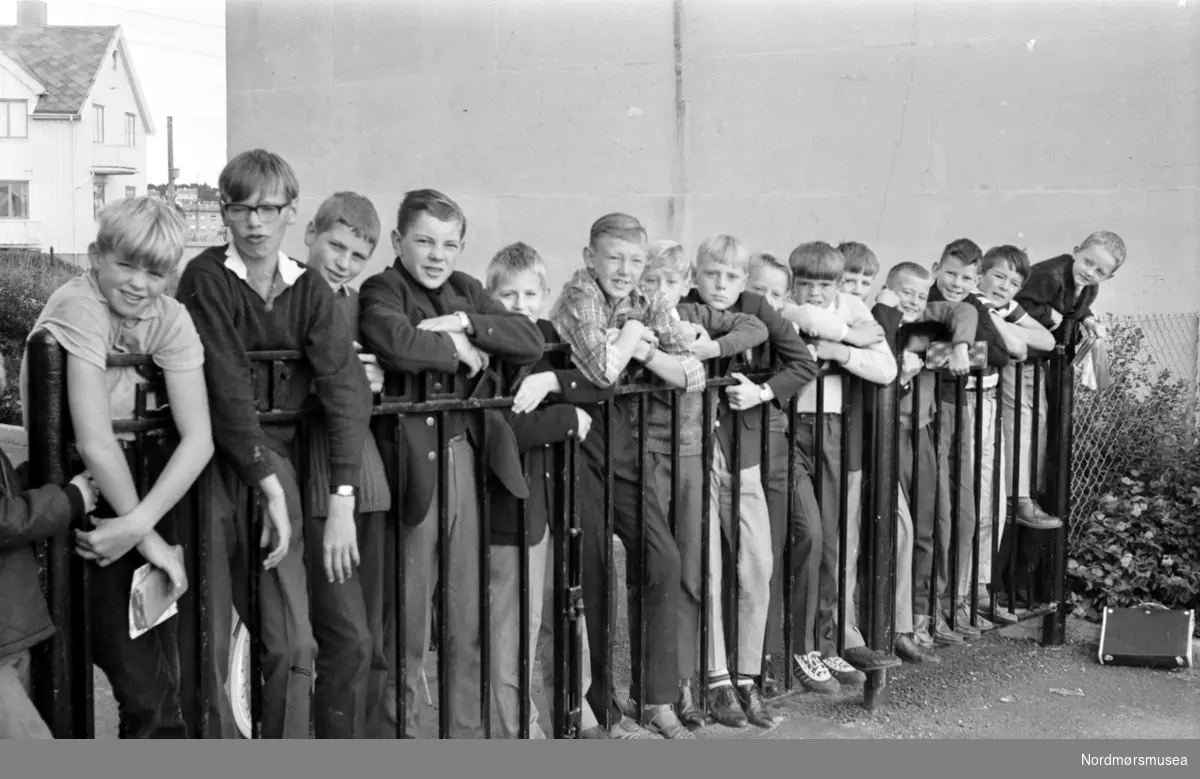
[578,402,681,718]
[901,424,939,618]
[763,429,821,659]
[307,510,388,739]
[204,448,317,739]
[90,503,188,738]
[89,443,188,739]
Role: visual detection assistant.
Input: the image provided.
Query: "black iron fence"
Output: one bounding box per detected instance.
[23,325,1078,739]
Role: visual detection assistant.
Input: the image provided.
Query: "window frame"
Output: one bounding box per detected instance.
[124,112,136,147]
[0,180,31,219]
[93,104,105,144]
[1,99,29,139]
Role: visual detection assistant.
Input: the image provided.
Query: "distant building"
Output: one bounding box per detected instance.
[184,199,225,244]
[0,1,153,259]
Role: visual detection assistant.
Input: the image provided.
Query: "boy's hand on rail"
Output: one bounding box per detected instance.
[324,496,360,584]
[875,288,901,309]
[450,332,489,377]
[689,330,721,361]
[1082,316,1107,341]
[725,372,763,411]
[512,372,560,414]
[74,514,148,564]
[1048,309,1064,330]
[574,409,593,442]
[354,343,385,393]
[948,343,971,376]
[899,351,923,384]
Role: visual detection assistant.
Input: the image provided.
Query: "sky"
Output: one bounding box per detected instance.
[3,0,227,186]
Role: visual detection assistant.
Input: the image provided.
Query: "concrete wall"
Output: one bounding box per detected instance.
[226,0,1200,317]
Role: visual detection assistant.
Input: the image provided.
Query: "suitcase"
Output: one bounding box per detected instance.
[1098,604,1195,669]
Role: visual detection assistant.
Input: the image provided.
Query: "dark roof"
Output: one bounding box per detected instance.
[0,25,117,115]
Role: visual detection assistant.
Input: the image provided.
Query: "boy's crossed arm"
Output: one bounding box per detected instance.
[679,303,769,361]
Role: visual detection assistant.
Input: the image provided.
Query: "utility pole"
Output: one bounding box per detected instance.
[166,116,177,207]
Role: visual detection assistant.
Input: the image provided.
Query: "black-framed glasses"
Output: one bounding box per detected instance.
[222,202,287,223]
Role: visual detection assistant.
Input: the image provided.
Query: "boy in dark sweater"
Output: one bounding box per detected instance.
[176,150,373,739]
[927,238,1013,644]
[0,356,98,739]
[301,192,394,738]
[682,238,819,708]
[358,190,544,739]
[484,242,611,739]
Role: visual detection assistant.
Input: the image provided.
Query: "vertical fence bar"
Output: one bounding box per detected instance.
[929,372,942,636]
[1007,363,1024,612]
[635,393,648,713]
[392,417,407,740]
[812,377,825,653]
[729,402,742,688]
[988,374,1005,625]
[782,395,798,692]
[27,332,91,739]
[948,375,965,630]
[910,376,923,637]
[247,490,263,739]
[601,399,615,728]
[1043,330,1075,646]
[477,412,492,739]
[565,437,583,738]
[834,382,850,659]
[970,370,985,626]
[516,449,529,739]
[698,388,714,711]
[1028,360,1044,611]
[863,380,898,709]
[758,403,771,687]
[436,412,450,738]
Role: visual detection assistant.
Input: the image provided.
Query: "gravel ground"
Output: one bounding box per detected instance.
[93,541,1198,740]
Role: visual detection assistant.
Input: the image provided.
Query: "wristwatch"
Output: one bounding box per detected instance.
[456,310,472,334]
[758,384,774,404]
[334,485,356,499]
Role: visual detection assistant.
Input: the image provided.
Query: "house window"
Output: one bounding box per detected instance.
[112,51,119,71]
[1,100,28,139]
[0,181,30,219]
[125,113,136,146]
[93,179,105,218]
[125,186,136,199]
[94,105,105,143]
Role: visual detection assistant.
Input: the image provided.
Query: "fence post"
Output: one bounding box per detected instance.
[27,330,93,738]
[861,379,898,709]
[1042,323,1077,646]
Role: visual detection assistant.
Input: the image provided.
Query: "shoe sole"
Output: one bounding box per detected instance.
[1015,518,1063,530]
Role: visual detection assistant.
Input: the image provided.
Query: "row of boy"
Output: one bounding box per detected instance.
[0,145,1124,739]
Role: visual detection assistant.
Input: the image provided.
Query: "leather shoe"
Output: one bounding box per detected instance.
[895,633,942,664]
[707,684,748,728]
[736,683,776,728]
[676,679,706,729]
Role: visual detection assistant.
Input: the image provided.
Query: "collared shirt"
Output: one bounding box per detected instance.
[962,291,1028,391]
[223,244,307,308]
[547,268,706,393]
[20,269,205,440]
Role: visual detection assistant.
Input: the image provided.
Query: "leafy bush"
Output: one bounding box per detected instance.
[1067,321,1200,632]
[0,250,83,425]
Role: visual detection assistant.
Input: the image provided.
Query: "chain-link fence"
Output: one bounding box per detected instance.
[1069,312,1200,544]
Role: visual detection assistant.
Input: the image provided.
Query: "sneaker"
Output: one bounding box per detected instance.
[761,654,780,698]
[895,634,942,664]
[822,654,867,685]
[609,715,660,740]
[642,705,697,739]
[676,679,706,730]
[706,684,748,728]
[932,613,965,645]
[792,651,840,695]
[1016,498,1063,530]
[842,646,902,673]
[580,725,612,739]
[736,683,777,728]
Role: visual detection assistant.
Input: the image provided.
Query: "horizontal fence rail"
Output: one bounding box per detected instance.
[23,324,1079,738]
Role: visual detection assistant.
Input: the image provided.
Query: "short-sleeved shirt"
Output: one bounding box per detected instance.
[964,292,1028,391]
[20,270,205,440]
